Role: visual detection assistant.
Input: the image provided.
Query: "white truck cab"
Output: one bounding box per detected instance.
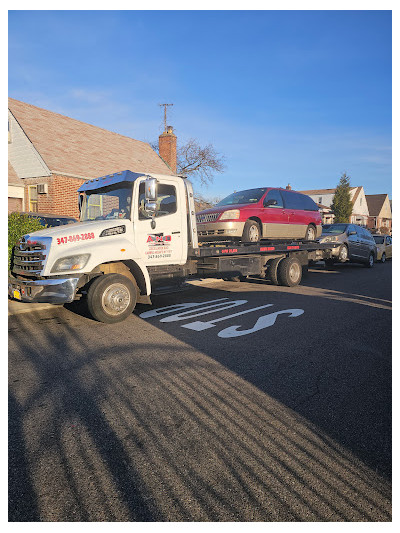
[9,170,199,322]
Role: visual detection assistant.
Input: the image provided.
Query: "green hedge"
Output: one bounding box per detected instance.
[8,212,44,269]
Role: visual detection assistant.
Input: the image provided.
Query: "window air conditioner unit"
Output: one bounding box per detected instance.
[37,184,48,194]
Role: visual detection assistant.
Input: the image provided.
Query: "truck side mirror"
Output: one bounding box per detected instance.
[145,177,157,202]
[144,178,158,225]
[78,194,84,212]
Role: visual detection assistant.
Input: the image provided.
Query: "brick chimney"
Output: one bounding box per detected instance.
[286,184,292,190]
[158,125,177,174]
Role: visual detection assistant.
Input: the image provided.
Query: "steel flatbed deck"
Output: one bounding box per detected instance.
[191,240,338,258]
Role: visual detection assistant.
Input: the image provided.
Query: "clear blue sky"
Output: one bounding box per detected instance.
[8,10,392,199]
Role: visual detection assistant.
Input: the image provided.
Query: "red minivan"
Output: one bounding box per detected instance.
[196,187,322,242]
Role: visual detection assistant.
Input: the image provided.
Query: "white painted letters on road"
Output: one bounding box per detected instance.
[217,308,304,338]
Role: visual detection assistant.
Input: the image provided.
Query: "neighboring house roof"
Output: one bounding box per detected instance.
[299,187,361,196]
[299,188,337,195]
[8,97,172,179]
[351,186,363,206]
[365,194,390,217]
[8,161,24,186]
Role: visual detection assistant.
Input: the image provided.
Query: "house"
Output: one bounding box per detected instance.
[8,98,177,218]
[365,194,392,232]
[299,186,370,226]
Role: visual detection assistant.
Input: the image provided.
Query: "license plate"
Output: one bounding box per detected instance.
[13,289,22,301]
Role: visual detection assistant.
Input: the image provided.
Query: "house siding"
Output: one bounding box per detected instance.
[8,111,51,179]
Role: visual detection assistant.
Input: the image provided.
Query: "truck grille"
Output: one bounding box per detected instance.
[11,237,48,275]
[196,213,220,223]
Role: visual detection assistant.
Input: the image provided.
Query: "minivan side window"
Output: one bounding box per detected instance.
[263,189,283,208]
[281,191,318,211]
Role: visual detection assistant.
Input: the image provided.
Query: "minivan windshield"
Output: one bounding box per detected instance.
[216,188,267,207]
[322,224,349,234]
[81,183,132,221]
[373,236,385,244]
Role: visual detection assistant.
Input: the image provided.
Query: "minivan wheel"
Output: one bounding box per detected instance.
[364,253,374,268]
[242,220,260,242]
[305,225,316,241]
[381,253,386,263]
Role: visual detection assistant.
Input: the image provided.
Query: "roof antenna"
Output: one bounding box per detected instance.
[159,103,173,132]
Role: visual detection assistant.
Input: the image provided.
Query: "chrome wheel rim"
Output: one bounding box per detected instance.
[382,253,386,263]
[248,224,259,241]
[339,246,348,261]
[306,227,315,240]
[102,283,131,316]
[369,255,374,267]
[289,262,301,282]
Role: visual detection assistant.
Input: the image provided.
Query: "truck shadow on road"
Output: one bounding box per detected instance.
[8,263,391,521]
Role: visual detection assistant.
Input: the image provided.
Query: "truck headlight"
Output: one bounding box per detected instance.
[51,254,90,272]
[219,209,240,221]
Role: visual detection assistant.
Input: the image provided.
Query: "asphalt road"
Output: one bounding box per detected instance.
[8,261,392,521]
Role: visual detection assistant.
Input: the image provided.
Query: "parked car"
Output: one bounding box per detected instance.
[196,187,322,242]
[372,234,392,262]
[317,223,377,267]
[18,211,78,227]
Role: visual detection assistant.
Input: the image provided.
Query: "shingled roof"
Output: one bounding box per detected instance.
[365,194,389,217]
[8,98,172,179]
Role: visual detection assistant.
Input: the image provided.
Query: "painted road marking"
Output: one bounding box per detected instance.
[139,298,305,338]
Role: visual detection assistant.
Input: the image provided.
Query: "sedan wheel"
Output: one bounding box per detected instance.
[381,252,386,263]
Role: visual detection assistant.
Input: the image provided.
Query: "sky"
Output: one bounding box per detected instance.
[8,8,392,199]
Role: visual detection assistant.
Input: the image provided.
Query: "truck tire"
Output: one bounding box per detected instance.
[242,220,260,242]
[277,256,303,287]
[87,273,137,323]
[266,257,282,285]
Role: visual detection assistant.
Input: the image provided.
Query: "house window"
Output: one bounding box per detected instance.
[318,197,322,204]
[28,186,38,212]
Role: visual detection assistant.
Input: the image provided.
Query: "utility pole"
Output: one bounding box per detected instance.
[159,103,173,132]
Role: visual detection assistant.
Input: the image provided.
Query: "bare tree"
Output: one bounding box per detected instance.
[177,138,225,185]
[193,193,222,212]
[150,138,226,185]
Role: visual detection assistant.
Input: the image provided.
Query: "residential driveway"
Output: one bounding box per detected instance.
[8,262,392,521]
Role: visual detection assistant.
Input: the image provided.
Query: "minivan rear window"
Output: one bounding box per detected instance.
[281,191,319,211]
[216,188,267,206]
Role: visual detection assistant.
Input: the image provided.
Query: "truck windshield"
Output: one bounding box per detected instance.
[80,183,133,221]
[216,188,267,206]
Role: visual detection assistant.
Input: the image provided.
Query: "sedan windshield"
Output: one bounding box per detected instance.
[373,236,385,244]
[216,188,267,207]
[81,183,132,222]
[322,224,349,234]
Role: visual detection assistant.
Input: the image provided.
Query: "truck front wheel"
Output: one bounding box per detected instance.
[87,273,137,323]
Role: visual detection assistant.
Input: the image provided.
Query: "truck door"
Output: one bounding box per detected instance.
[134,178,186,265]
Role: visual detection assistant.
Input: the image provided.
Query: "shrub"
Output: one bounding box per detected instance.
[8,212,44,269]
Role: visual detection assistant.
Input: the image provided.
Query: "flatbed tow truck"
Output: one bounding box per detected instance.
[8,170,339,323]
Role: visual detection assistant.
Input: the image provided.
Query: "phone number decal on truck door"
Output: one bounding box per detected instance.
[57,232,95,245]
